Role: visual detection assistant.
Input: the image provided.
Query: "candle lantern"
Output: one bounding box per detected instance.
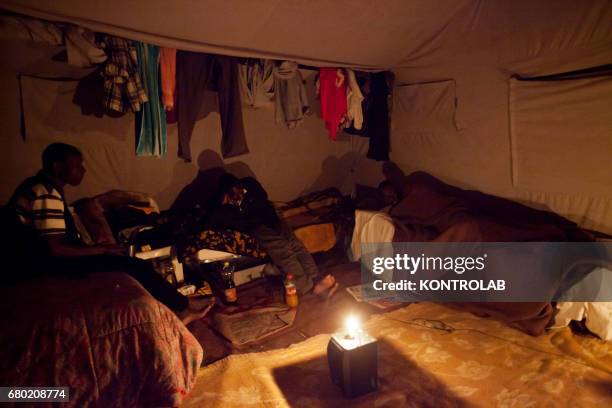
[327,316,378,398]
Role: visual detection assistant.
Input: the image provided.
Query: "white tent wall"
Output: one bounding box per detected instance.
[0,54,355,208]
[349,2,612,234]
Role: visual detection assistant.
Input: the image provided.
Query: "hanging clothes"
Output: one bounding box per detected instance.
[72,66,123,118]
[345,68,364,130]
[101,35,148,113]
[273,61,309,128]
[318,68,347,140]
[135,43,167,157]
[160,47,176,111]
[176,51,248,161]
[344,72,370,136]
[65,26,107,68]
[238,59,274,109]
[365,72,391,161]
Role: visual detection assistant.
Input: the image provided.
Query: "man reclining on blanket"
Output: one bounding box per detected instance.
[365,162,599,335]
[382,162,593,243]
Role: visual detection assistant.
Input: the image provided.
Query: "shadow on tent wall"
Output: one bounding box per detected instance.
[170,149,256,211]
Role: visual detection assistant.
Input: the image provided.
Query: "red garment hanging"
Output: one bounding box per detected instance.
[319,68,347,140]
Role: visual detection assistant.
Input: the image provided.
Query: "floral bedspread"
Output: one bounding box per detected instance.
[179,229,267,263]
[0,272,203,407]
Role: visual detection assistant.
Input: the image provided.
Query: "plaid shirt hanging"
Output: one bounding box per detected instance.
[101,35,148,112]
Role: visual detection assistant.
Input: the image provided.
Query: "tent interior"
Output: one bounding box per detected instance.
[0,1,611,407]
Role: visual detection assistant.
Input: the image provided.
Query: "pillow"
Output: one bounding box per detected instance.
[72,197,116,244]
[72,190,159,245]
[69,208,94,246]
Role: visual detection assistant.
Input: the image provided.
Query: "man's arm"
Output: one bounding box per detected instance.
[45,235,127,258]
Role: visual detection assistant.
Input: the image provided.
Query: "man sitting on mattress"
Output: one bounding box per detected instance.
[3,142,213,325]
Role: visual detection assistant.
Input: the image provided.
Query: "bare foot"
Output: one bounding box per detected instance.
[314,274,339,298]
[326,282,340,298]
[177,298,215,325]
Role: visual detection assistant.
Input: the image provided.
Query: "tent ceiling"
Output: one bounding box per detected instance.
[6,0,610,70]
[1,0,466,69]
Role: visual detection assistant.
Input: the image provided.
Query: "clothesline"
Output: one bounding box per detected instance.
[5,12,391,162]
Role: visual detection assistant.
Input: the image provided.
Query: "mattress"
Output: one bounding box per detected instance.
[0,272,203,407]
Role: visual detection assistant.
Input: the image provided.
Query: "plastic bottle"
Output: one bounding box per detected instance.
[220,261,237,305]
[284,273,299,308]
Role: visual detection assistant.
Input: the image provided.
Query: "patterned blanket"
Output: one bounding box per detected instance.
[0,272,203,407]
[179,229,268,263]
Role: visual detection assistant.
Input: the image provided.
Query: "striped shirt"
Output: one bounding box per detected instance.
[9,171,77,239]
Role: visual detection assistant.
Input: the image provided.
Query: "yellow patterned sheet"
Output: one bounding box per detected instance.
[184,302,611,407]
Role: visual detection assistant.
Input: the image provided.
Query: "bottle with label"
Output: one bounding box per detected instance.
[284,273,299,308]
[220,261,237,306]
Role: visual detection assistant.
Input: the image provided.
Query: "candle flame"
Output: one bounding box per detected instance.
[345,315,360,338]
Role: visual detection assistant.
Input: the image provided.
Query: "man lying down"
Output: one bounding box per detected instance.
[352,162,611,337]
[381,162,593,243]
[351,161,595,261]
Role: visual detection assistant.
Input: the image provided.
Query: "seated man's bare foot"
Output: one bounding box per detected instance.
[177,298,215,326]
[313,274,339,298]
[189,296,216,310]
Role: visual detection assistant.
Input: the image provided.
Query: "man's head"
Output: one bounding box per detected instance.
[378,180,400,207]
[213,173,246,206]
[42,143,86,187]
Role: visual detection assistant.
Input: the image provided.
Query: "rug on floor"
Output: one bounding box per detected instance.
[184,302,612,407]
